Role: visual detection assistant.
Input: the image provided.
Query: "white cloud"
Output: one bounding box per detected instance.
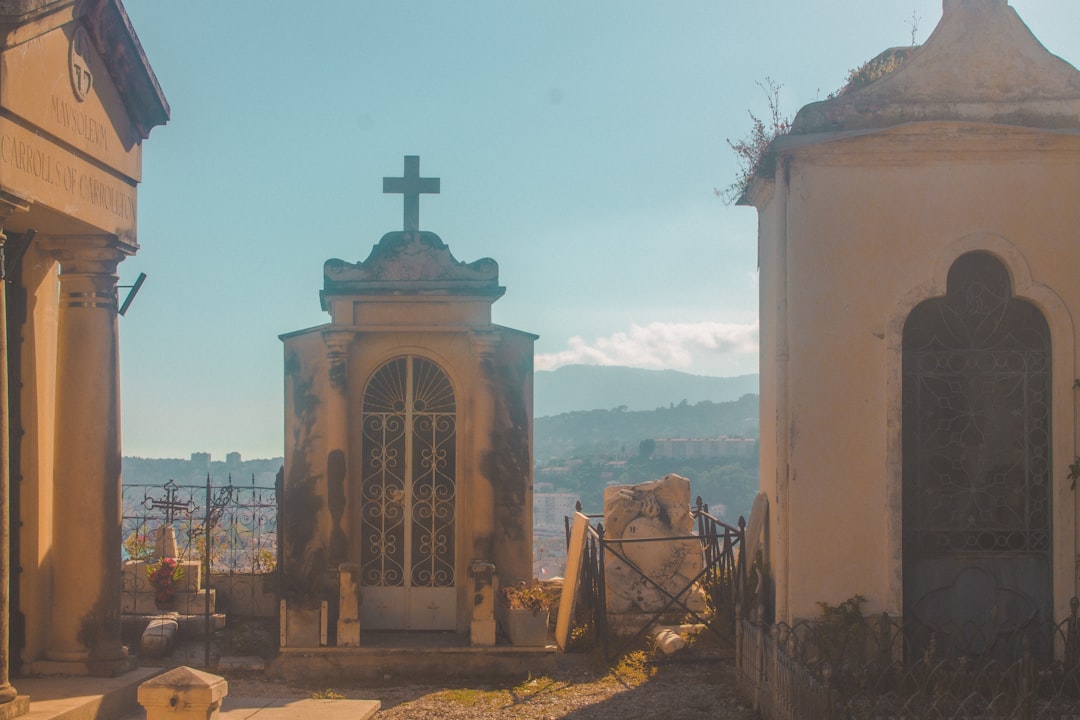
[536,320,759,373]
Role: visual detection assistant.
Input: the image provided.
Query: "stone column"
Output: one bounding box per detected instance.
[469,331,500,646]
[469,331,500,564]
[45,237,130,673]
[0,192,27,703]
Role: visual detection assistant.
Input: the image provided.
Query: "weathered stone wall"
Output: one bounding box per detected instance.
[490,328,534,589]
[281,335,333,602]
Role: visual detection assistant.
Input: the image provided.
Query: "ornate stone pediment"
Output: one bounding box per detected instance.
[323,230,503,299]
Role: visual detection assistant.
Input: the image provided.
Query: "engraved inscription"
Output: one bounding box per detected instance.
[50,96,109,151]
[69,26,93,101]
[0,133,135,221]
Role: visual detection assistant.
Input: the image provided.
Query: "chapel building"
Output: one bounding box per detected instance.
[745,0,1080,652]
[280,157,536,647]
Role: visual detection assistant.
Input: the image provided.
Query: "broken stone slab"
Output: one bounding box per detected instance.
[140,614,179,658]
[603,474,705,614]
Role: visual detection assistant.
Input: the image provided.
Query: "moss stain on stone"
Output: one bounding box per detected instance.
[282,351,327,595]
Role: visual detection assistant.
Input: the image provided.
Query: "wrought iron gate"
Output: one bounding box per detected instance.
[902,251,1052,658]
[359,355,457,630]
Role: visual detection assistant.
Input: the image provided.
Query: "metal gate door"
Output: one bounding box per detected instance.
[359,356,457,630]
[902,252,1051,658]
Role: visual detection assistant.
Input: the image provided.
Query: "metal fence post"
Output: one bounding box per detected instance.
[823,662,834,720]
[1068,596,1079,667]
[596,523,608,660]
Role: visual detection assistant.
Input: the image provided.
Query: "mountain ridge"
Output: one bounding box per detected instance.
[534,364,759,417]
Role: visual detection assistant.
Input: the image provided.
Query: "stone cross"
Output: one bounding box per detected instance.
[383,155,440,232]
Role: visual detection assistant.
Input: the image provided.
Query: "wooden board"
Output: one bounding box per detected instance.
[744,492,769,565]
[555,512,590,650]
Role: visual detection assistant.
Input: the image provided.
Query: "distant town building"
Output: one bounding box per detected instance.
[653,437,756,460]
[226,451,242,465]
[534,492,580,531]
[190,452,211,470]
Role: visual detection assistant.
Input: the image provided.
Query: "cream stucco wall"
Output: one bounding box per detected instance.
[755,122,1080,624]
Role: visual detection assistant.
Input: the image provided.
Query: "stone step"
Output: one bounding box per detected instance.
[121,612,226,642]
[17,667,160,720]
[121,588,215,615]
[119,696,380,720]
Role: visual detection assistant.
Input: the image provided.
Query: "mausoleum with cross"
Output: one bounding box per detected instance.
[279,156,536,648]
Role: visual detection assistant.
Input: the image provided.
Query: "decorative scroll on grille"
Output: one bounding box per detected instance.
[902,252,1051,555]
[360,356,456,588]
[121,476,277,572]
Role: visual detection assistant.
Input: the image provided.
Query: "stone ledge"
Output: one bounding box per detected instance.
[17,666,160,720]
[269,645,557,684]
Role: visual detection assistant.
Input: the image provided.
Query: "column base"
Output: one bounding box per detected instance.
[470,618,495,646]
[43,647,88,663]
[0,696,27,720]
[30,653,135,678]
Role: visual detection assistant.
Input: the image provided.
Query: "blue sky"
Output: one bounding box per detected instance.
[116,1,1080,458]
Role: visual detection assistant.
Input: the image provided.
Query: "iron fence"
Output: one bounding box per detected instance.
[566,497,745,659]
[121,475,278,616]
[737,600,1080,720]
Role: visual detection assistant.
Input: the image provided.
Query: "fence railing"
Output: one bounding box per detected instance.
[737,601,1080,720]
[121,475,278,619]
[567,497,745,659]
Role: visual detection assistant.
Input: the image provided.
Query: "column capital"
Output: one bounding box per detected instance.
[0,190,29,227]
[41,235,131,275]
[470,329,501,360]
[321,328,354,354]
[322,328,353,393]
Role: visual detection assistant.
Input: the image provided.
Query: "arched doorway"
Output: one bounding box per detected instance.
[359,355,457,630]
[902,252,1051,657]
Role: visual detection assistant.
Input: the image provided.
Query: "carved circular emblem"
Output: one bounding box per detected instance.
[69,25,94,101]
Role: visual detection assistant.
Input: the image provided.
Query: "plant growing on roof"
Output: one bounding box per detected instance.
[721,77,791,204]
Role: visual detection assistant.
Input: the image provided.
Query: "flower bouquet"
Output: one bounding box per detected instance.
[147,557,184,609]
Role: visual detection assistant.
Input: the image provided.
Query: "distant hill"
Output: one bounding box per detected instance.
[534,394,759,464]
[122,456,283,487]
[534,365,758,417]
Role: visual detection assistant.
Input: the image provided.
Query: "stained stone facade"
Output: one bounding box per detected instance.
[0,0,168,697]
[745,0,1080,646]
[280,157,535,646]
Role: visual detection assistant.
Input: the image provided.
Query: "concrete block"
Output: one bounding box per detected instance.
[138,666,227,720]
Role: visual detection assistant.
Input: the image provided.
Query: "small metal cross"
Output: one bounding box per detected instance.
[148,479,191,525]
[383,155,440,232]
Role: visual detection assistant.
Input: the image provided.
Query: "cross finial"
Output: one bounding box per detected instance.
[383,155,440,232]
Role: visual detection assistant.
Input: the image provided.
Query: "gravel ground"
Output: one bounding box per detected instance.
[223,656,757,719]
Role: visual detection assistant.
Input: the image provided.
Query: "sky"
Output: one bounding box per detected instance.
[116,1,1080,459]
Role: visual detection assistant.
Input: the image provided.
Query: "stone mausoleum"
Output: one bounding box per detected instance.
[745,0,1080,651]
[0,0,168,707]
[280,157,535,647]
